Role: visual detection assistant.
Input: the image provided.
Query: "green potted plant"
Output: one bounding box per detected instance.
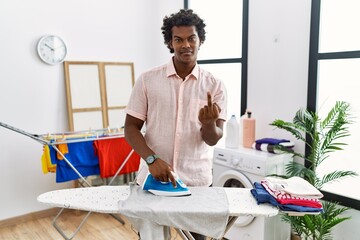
[270,101,358,240]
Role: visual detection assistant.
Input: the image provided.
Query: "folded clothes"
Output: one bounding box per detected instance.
[252,142,294,154]
[251,182,279,206]
[280,204,323,213]
[251,182,323,213]
[255,138,290,145]
[261,177,323,208]
[264,176,323,199]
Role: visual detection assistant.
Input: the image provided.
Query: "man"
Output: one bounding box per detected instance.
[124,9,227,240]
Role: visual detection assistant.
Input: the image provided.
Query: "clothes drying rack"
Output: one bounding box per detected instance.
[0,121,137,240]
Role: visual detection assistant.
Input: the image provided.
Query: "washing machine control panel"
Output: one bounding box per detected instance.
[213,147,292,176]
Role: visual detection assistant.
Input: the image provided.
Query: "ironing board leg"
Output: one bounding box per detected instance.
[52,208,92,240]
[176,229,195,240]
[222,216,238,235]
[106,149,133,226]
[206,216,238,240]
[107,149,135,186]
[176,216,239,240]
[109,213,125,225]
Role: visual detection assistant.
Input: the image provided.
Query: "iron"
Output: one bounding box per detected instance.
[142,172,191,197]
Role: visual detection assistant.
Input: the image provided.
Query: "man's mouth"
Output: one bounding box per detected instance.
[181,51,192,55]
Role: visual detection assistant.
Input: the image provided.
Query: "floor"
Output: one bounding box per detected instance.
[0,210,136,240]
[0,209,213,240]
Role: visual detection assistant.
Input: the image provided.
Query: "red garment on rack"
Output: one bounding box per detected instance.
[93,138,140,178]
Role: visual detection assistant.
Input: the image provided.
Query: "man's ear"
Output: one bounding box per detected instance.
[168,41,173,50]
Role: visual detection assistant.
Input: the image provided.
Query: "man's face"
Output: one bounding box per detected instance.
[169,25,201,66]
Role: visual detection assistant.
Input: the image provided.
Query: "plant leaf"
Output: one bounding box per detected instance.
[270,119,307,142]
[318,170,358,188]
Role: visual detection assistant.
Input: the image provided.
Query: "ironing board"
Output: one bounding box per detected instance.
[38,185,279,240]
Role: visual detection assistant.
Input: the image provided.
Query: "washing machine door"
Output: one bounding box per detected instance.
[214,169,255,227]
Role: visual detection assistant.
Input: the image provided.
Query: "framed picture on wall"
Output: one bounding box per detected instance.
[64,61,135,131]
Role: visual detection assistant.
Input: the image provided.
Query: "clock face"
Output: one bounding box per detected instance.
[37,35,67,65]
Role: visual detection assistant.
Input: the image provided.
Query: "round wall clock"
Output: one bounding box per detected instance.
[37,35,67,65]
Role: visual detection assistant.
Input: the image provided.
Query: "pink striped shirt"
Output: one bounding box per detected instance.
[126,59,227,186]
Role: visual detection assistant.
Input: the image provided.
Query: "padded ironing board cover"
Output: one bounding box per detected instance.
[38,186,129,213]
[38,186,279,238]
[118,183,229,239]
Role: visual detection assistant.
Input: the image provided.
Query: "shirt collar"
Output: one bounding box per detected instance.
[166,58,199,80]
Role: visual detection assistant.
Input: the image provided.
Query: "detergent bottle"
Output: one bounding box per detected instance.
[238,112,245,146]
[242,110,256,148]
[225,115,240,148]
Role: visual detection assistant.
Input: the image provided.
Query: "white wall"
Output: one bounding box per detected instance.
[0,0,359,239]
[0,0,181,220]
[248,0,310,155]
[248,0,360,239]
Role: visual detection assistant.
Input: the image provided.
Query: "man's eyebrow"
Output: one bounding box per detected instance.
[173,34,197,39]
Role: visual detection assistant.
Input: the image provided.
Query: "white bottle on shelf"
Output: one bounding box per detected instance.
[225,115,240,149]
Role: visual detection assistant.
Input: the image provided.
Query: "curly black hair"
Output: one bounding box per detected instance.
[161,9,206,53]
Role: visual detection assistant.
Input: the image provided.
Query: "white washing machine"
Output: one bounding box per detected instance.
[213,146,292,240]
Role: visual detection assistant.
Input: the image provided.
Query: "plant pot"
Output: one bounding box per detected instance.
[291,232,301,240]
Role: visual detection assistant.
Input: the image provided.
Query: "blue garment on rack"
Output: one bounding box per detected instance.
[49,140,100,183]
[49,145,57,165]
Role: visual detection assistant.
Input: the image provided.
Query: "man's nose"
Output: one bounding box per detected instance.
[182,40,191,48]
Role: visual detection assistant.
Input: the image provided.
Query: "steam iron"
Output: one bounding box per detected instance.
[142,172,191,197]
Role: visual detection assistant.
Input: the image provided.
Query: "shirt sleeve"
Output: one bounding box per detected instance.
[214,79,227,121]
[125,74,148,121]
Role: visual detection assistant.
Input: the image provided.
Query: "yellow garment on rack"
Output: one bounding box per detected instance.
[41,145,56,174]
[56,140,69,160]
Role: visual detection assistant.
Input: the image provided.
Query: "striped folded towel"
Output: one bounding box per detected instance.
[261,177,323,208]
